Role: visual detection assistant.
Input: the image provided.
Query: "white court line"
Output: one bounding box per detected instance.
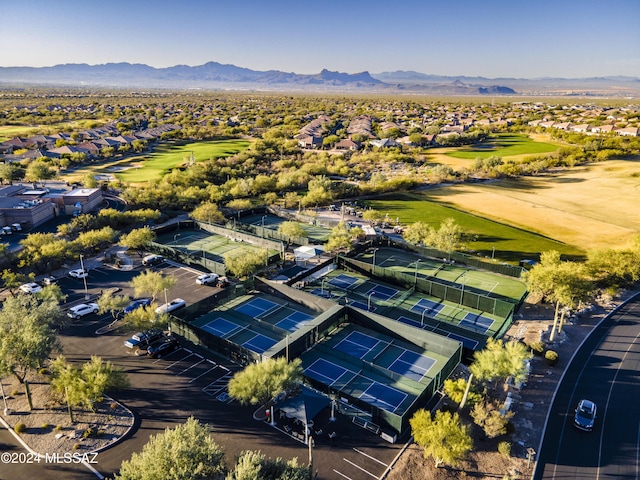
[333,470,352,479]
[352,448,388,466]
[342,458,378,478]
[178,358,206,375]
[189,363,218,383]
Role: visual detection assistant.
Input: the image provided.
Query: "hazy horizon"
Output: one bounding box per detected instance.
[2,0,639,79]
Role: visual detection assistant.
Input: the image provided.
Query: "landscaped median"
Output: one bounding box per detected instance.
[0,371,134,456]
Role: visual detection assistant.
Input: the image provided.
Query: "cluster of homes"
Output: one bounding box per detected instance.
[0,123,181,163]
[527,119,638,136]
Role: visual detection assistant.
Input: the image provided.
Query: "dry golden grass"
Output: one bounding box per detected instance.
[424,159,640,250]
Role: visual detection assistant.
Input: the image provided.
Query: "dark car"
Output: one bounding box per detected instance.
[147,337,179,358]
[142,254,164,266]
[123,298,152,315]
[124,329,164,349]
[574,399,597,431]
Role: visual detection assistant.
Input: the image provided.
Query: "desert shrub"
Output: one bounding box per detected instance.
[498,441,512,457]
[41,423,50,429]
[527,340,545,355]
[545,350,559,365]
[83,428,95,439]
[14,423,27,434]
[11,389,20,396]
[39,368,48,375]
[55,425,63,432]
[73,443,81,450]
[110,401,118,410]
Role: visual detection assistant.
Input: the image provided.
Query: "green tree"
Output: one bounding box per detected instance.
[362,209,384,225]
[119,227,157,253]
[443,378,482,407]
[525,250,594,340]
[130,270,177,301]
[469,338,531,390]
[277,221,306,239]
[25,160,56,186]
[0,163,25,184]
[190,202,226,224]
[229,450,309,480]
[1,269,32,296]
[97,291,131,321]
[114,417,226,480]
[50,355,128,412]
[471,400,513,439]
[410,409,473,468]
[0,295,63,383]
[324,222,352,252]
[228,357,302,406]
[223,248,268,278]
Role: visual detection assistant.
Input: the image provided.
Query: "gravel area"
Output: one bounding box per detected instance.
[0,373,134,456]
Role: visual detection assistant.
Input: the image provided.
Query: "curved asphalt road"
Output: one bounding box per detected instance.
[535,294,640,479]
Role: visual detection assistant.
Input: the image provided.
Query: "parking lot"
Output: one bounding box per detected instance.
[2,252,405,480]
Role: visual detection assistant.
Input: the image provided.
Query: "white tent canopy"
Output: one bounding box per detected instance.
[293,245,324,260]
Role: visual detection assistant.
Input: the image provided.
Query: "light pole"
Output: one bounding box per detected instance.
[421,308,428,327]
[492,246,495,260]
[368,292,375,310]
[321,278,328,296]
[79,254,89,299]
[414,259,422,286]
[173,233,181,244]
[372,248,379,275]
[261,215,267,238]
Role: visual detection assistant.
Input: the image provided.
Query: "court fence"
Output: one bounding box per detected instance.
[268,205,342,230]
[337,255,516,320]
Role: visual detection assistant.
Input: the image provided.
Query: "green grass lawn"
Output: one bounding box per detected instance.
[446,133,559,160]
[366,192,584,263]
[115,139,250,183]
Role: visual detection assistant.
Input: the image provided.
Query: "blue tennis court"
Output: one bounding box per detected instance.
[276,311,314,332]
[447,333,479,350]
[359,382,408,412]
[310,288,333,298]
[304,358,407,412]
[242,334,278,354]
[328,273,359,290]
[410,298,445,317]
[335,331,381,359]
[459,312,494,333]
[365,284,398,301]
[348,300,375,311]
[202,317,242,337]
[235,298,278,317]
[388,349,435,382]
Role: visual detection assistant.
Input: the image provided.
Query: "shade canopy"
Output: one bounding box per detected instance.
[277,386,329,424]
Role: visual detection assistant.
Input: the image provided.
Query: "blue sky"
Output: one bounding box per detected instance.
[1,0,639,78]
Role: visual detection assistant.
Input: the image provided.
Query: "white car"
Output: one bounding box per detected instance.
[155,298,186,314]
[196,273,219,285]
[68,269,88,279]
[19,282,43,294]
[67,303,99,319]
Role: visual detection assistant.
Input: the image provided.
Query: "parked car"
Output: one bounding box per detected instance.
[124,329,164,349]
[123,298,152,315]
[41,276,58,286]
[67,302,99,319]
[68,268,88,279]
[196,272,219,285]
[19,282,42,294]
[1,226,13,235]
[217,276,229,288]
[147,337,179,358]
[155,298,186,314]
[574,399,597,431]
[142,254,164,266]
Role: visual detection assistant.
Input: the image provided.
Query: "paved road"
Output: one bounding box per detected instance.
[534,295,640,479]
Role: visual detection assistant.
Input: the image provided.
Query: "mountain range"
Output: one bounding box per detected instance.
[0,61,638,96]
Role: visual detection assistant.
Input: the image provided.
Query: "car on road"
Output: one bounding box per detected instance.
[124,329,164,349]
[147,337,179,358]
[68,268,88,279]
[155,298,186,314]
[67,302,99,319]
[123,298,152,315]
[574,399,597,431]
[196,272,219,285]
[142,254,164,266]
[19,282,43,294]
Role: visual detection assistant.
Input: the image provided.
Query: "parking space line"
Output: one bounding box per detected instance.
[332,470,352,480]
[352,448,388,466]
[342,458,377,478]
[163,352,196,368]
[178,358,206,375]
[189,364,218,383]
